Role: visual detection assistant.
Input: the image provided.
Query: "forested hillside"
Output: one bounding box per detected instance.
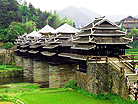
[0,0,73,42]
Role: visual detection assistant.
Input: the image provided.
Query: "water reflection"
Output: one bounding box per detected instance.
[0,77,33,85]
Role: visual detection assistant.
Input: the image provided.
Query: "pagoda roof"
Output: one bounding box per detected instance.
[60,38,76,47]
[39,25,55,34]
[58,53,87,61]
[48,38,67,44]
[30,45,41,48]
[20,45,29,48]
[94,37,129,44]
[57,34,74,38]
[72,37,95,43]
[43,44,59,49]
[28,50,39,54]
[41,51,56,56]
[14,49,19,52]
[71,44,96,50]
[121,16,138,21]
[27,31,42,38]
[53,24,80,34]
[19,49,27,53]
[92,30,126,36]
[81,16,120,30]
[76,31,91,36]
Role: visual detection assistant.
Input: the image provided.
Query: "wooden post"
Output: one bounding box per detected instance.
[135,93,137,101]
[106,56,108,63]
[96,56,97,64]
[119,55,120,62]
[87,55,89,62]
[128,86,131,94]
[120,67,122,73]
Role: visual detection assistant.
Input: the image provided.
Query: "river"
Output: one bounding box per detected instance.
[0,77,33,85]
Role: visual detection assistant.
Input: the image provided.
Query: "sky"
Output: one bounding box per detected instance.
[24,0,138,16]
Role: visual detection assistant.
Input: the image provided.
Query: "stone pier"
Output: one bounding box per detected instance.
[33,60,49,83]
[14,55,23,67]
[76,62,127,98]
[49,64,76,88]
[23,57,33,79]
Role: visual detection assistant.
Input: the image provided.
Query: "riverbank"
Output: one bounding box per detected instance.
[0,65,22,78]
[0,81,137,104]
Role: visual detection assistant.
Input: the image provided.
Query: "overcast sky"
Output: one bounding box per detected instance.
[25,0,138,16]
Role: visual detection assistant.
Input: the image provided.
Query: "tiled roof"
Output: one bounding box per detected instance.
[41,51,56,56]
[43,44,59,49]
[28,50,39,54]
[58,53,87,61]
[94,37,128,44]
[39,25,54,33]
[71,45,96,50]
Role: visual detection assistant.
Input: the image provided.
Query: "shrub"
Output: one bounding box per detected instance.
[65,80,78,89]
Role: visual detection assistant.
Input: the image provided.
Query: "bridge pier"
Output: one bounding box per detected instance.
[76,62,127,98]
[23,57,33,79]
[49,64,76,88]
[33,60,49,84]
[14,55,23,67]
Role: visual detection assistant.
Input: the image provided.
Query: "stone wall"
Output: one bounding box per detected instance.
[23,58,33,79]
[14,55,23,67]
[76,62,127,98]
[33,60,49,83]
[49,64,76,88]
[108,65,127,98]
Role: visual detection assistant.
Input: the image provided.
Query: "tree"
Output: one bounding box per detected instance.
[126,27,138,48]
[3,42,14,50]
[23,20,35,33]
[127,27,138,38]
[6,22,25,42]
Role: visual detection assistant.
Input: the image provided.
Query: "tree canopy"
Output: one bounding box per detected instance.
[0,0,74,42]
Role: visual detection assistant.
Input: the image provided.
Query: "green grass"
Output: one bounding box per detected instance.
[20,91,112,104]
[0,65,22,71]
[0,83,137,104]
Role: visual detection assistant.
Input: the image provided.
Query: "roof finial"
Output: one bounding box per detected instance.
[65,15,67,24]
[46,18,48,25]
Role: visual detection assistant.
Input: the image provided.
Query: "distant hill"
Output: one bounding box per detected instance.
[58,6,131,27]
[58,6,100,27]
[107,15,127,22]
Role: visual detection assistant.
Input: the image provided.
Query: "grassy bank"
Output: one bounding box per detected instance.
[126,48,138,55]
[20,92,111,104]
[0,65,22,78]
[0,82,137,104]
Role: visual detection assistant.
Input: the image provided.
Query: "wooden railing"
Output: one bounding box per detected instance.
[119,55,138,100]
[87,55,124,74]
[120,55,138,60]
[87,55,137,100]
[119,55,135,72]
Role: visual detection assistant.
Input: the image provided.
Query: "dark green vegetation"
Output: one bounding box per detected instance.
[0,65,22,71]
[0,0,74,42]
[0,65,22,78]
[125,27,138,55]
[0,80,137,104]
[127,27,138,48]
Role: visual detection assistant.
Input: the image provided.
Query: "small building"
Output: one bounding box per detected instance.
[120,16,138,32]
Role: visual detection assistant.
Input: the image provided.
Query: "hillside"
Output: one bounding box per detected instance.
[107,15,127,22]
[58,6,100,27]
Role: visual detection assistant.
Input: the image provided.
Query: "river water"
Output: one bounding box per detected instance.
[0,77,33,85]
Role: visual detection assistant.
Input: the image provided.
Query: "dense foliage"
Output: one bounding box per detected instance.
[126,27,138,48]
[0,0,74,42]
